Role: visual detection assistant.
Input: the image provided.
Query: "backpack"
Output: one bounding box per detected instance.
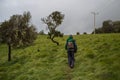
[67,40,74,49]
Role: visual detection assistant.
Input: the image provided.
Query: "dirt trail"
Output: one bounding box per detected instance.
[64,66,73,80]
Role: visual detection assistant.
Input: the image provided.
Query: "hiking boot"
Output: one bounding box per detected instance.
[70,64,74,68]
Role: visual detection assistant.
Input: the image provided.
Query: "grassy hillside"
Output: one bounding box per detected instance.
[0,33,120,80]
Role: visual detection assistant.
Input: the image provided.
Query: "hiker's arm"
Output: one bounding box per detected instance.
[74,40,77,52]
[65,42,67,50]
[75,41,77,50]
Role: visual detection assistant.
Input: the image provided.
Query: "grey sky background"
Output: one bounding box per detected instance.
[0,0,120,34]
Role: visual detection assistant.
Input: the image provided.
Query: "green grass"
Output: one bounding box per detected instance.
[0,33,120,80]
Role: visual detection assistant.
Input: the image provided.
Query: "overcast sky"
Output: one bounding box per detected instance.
[0,0,120,34]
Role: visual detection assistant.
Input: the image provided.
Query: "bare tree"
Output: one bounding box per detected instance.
[41,11,64,45]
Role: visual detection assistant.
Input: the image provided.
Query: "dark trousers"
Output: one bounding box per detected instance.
[67,50,75,68]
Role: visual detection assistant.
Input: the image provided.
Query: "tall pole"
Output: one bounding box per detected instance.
[91,12,98,34]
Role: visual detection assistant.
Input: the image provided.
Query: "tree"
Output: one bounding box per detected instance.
[0,25,2,43]
[113,21,120,33]
[76,32,80,35]
[54,30,64,37]
[83,32,87,34]
[0,11,37,61]
[92,20,120,34]
[39,30,45,35]
[102,20,114,33]
[41,11,64,45]
[95,28,103,34]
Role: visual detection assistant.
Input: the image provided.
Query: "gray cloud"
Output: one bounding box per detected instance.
[0,0,120,34]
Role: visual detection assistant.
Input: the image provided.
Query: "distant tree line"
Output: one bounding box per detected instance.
[39,30,45,35]
[39,30,64,37]
[48,30,64,37]
[92,20,120,34]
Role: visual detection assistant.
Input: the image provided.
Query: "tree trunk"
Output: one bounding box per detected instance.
[8,44,11,61]
[51,36,59,45]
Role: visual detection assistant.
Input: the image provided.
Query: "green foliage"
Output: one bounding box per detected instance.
[53,30,64,37]
[0,34,120,80]
[76,32,80,35]
[83,32,87,34]
[94,20,120,34]
[113,21,120,33]
[39,30,45,35]
[0,11,37,47]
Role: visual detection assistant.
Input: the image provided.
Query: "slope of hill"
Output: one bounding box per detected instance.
[0,34,120,80]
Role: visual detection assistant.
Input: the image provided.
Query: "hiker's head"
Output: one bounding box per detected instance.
[69,35,73,39]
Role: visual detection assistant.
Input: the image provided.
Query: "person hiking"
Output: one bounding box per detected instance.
[65,35,77,68]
